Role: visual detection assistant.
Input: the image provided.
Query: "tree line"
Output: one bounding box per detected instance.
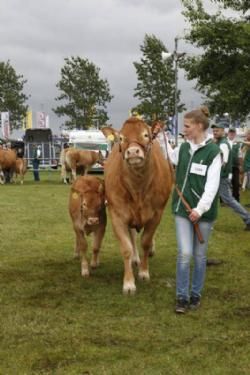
[0,0,249,131]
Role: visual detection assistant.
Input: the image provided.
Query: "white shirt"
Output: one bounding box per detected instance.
[165,137,221,217]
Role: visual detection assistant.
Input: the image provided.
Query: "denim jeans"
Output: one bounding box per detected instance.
[32,160,40,181]
[220,177,250,225]
[175,215,214,301]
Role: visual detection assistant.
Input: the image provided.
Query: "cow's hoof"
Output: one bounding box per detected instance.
[81,267,90,277]
[90,260,99,269]
[123,281,136,295]
[138,270,150,281]
[148,249,155,257]
[132,256,141,267]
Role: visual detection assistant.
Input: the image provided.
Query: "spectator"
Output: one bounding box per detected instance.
[32,144,41,181]
[227,127,241,201]
[241,129,250,192]
[212,123,250,231]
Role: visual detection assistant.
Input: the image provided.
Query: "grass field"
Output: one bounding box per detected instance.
[0,171,250,374]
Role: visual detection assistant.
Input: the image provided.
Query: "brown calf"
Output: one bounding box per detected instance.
[15,158,28,184]
[103,117,173,293]
[69,176,107,277]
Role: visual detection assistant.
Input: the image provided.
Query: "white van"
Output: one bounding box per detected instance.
[68,129,110,172]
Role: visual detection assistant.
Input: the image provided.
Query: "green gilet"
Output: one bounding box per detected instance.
[243,146,250,172]
[231,142,240,168]
[217,137,232,178]
[172,140,220,221]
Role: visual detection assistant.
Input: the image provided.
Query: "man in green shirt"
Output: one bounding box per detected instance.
[212,123,250,231]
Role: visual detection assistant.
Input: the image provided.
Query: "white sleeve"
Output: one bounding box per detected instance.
[194,153,222,217]
[164,141,180,165]
[220,143,229,164]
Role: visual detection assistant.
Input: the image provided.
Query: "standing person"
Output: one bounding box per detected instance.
[227,127,241,201]
[166,106,222,314]
[32,144,41,181]
[212,123,250,230]
[241,129,250,192]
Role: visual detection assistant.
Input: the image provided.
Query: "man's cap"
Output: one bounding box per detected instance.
[228,127,236,132]
[211,123,225,129]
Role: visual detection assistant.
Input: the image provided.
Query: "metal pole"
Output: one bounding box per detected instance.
[174,37,178,146]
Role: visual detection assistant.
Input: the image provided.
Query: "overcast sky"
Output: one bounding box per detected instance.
[1,0,215,135]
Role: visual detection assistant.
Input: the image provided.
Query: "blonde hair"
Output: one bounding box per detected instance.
[184,106,210,130]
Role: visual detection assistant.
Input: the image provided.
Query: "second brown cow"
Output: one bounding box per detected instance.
[69,176,107,277]
[103,117,173,294]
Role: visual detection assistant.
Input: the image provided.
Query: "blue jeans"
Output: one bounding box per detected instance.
[220,178,250,225]
[175,215,214,301]
[32,160,40,181]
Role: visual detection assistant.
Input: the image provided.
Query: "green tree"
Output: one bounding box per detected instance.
[133,34,185,125]
[181,0,250,121]
[53,56,113,129]
[0,60,29,131]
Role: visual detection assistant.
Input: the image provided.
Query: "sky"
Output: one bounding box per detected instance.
[0,0,216,136]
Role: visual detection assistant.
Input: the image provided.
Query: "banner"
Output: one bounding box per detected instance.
[36,111,46,128]
[22,111,33,130]
[45,114,49,128]
[1,112,10,138]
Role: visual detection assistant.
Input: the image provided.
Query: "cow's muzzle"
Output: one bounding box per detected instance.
[87,217,99,225]
[124,144,145,165]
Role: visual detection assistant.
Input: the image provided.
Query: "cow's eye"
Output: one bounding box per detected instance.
[82,200,87,209]
[143,133,149,138]
[119,134,124,143]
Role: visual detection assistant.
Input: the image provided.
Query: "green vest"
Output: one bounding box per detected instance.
[172,140,220,221]
[231,142,240,168]
[217,137,232,178]
[243,146,250,172]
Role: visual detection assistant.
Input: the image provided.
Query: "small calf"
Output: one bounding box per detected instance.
[69,175,107,277]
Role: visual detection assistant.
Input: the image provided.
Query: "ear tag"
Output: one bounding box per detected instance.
[72,192,79,200]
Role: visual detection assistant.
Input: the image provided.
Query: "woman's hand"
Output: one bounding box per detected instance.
[189,209,201,223]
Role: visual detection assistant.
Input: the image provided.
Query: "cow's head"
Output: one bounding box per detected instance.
[72,179,105,226]
[118,118,152,167]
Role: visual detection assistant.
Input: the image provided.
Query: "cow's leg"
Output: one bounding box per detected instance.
[61,164,68,184]
[90,224,106,269]
[0,170,5,184]
[139,215,161,281]
[84,167,89,176]
[129,228,140,266]
[110,213,136,294]
[73,226,89,277]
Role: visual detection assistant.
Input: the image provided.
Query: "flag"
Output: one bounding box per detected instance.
[45,114,49,128]
[22,111,33,130]
[1,112,10,138]
[36,111,46,128]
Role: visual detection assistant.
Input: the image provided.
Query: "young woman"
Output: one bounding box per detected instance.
[167,107,221,313]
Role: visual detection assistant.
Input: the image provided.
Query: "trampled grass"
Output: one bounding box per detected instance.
[0,171,250,374]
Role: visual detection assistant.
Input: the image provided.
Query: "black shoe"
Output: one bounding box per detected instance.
[175,298,189,314]
[206,258,223,266]
[189,295,201,310]
[244,224,250,231]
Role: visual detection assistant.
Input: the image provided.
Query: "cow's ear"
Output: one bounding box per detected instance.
[101,127,119,141]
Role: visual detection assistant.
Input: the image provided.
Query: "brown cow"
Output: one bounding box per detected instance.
[15,158,28,184]
[69,176,107,277]
[0,148,17,184]
[103,117,173,294]
[60,148,104,184]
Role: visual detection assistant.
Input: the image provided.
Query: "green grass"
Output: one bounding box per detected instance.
[0,171,250,374]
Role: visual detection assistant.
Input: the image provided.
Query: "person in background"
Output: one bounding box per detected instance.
[227,127,241,202]
[212,123,250,230]
[32,144,41,181]
[166,106,221,314]
[241,129,250,193]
